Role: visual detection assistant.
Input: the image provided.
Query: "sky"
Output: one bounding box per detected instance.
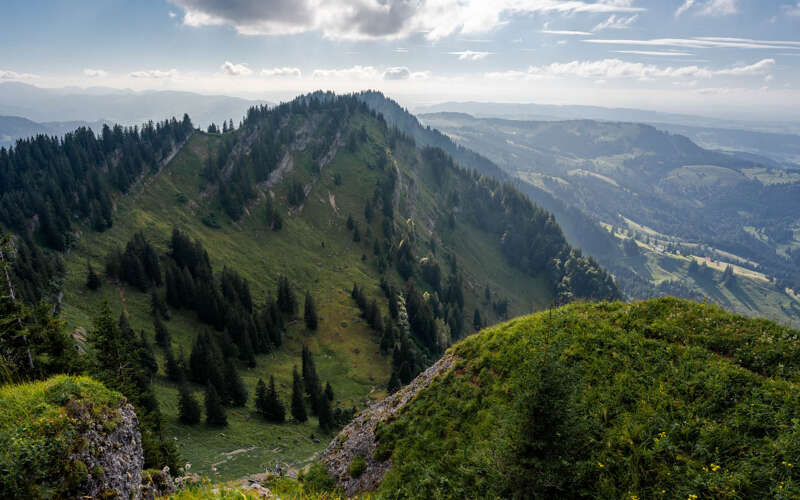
[2,0,800,120]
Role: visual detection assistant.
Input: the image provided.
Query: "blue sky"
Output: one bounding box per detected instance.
[2,0,800,119]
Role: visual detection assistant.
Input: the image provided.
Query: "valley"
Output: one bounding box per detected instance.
[420,112,800,325]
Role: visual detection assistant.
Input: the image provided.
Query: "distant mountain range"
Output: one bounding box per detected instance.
[415,101,800,166]
[0,115,108,147]
[0,82,267,135]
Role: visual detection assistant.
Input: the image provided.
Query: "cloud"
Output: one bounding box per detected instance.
[169,0,644,41]
[675,0,737,17]
[383,67,410,80]
[593,14,638,30]
[260,67,302,78]
[488,57,775,81]
[784,2,800,16]
[615,50,693,56]
[129,69,178,79]
[220,61,253,76]
[449,50,492,60]
[168,11,177,18]
[311,65,380,79]
[583,37,800,50]
[394,47,409,53]
[83,68,109,78]
[0,70,38,80]
[540,29,592,35]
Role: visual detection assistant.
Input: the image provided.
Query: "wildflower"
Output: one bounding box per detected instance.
[597,462,605,468]
[710,463,720,472]
[688,494,698,500]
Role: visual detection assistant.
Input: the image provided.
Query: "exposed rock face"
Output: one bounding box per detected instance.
[71,402,144,499]
[321,354,457,496]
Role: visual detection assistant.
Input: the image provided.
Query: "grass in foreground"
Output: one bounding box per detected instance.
[373,298,800,499]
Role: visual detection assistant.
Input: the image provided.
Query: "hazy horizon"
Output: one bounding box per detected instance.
[2,0,800,121]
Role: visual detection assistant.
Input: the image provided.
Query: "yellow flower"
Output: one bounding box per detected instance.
[688,494,698,500]
[597,462,605,468]
[710,463,720,472]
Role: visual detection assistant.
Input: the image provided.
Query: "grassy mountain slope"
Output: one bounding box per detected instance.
[46,94,610,479]
[334,297,800,499]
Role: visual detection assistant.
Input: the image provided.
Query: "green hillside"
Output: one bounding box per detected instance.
[342,298,800,499]
[0,93,616,480]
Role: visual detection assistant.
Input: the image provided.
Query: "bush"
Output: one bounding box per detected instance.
[300,462,337,494]
[348,456,367,478]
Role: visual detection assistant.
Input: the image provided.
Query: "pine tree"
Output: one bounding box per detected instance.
[473,308,483,331]
[223,358,248,407]
[151,290,169,320]
[178,383,201,425]
[205,385,227,426]
[387,370,401,394]
[291,366,307,422]
[302,345,320,398]
[325,381,334,401]
[255,378,268,416]
[154,314,170,348]
[86,261,101,290]
[265,375,285,423]
[317,390,333,432]
[304,291,318,330]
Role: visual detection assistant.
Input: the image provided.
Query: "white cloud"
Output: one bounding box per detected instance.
[593,14,638,30]
[675,0,738,17]
[261,67,302,78]
[394,47,408,53]
[383,66,410,80]
[540,29,592,35]
[381,66,432,80]
[311,65,380,79]
[0,70,38,80]
[487,57,775,81]
[83,68,108,78]
[220,61,252,76]
[449,50,492,61]
[615,50,693,56]
[129,69,178,79]
[169,0,644,41]
[584,37,800,50]
[168,11,177,18]
[784,2,800,16]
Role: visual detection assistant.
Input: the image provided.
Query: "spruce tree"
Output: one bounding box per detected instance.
[223,358,248,407]
[266,375,285,423]
[388,370,401,394]
[86,261,101,290]
[255,378,268,416]
[325,381,334,401]
[154,314,170,348]
[178,383,201,425]
[291,366,307,422]
[317,390,333,432]
[205,385,227,426]
[304,291,318,330]
[473,308,483,331]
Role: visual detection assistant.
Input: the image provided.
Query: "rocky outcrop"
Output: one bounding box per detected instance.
[71,401,144,499]
[320,354,457,496]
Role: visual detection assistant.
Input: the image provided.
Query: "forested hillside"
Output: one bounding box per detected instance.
[0,92,616,480]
